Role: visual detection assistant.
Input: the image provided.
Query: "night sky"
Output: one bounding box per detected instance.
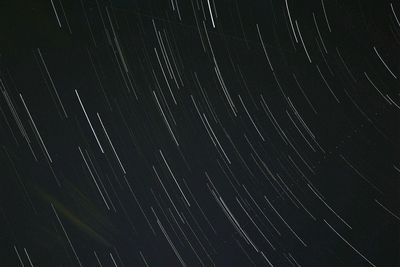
[0,0,399,266]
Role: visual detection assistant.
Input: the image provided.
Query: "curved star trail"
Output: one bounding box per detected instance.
[0,0,399,266]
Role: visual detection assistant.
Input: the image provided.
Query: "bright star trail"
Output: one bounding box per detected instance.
[0,0,399,266]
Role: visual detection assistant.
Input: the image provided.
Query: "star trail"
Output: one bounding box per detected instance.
[0,0,399,266]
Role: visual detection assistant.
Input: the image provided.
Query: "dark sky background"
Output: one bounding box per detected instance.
[0,0,399,266]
